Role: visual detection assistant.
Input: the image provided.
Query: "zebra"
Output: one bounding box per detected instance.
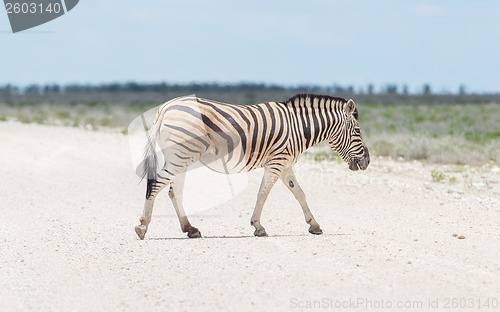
[134,93,370,239]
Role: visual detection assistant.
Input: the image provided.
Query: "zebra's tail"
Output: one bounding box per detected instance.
[141,107,167,199]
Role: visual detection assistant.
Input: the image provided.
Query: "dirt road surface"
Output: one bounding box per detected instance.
[1,122,499,311]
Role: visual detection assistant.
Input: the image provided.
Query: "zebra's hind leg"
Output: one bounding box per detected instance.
[251,166,282,237]
[168,171,201,238]
[281,167,323,235]
[135,172,172,240]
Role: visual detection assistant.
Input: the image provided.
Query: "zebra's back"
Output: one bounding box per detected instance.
[156,96,293,174]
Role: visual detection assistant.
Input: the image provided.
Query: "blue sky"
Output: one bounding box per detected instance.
[1,0,499,93]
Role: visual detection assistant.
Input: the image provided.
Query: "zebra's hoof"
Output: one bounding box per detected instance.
[254,228,268,237]
[135,225,147,240]
[308,225,323,235]
[187,228,202,238]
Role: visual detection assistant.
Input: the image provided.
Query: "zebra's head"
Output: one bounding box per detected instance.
[329,99,370,171]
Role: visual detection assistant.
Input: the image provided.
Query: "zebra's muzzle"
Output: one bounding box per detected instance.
[349,160,360,171]
[349,147,370,171]
[358,146,370,170]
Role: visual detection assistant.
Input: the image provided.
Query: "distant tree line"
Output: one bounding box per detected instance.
[0,82,474,96]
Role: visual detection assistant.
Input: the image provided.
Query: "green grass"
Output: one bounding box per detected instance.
[0,99,499,165]
[431,170,446,183]
[0,101,140,131]
[303,150,343,163]
[359,103,500,141]
[358,103,500,164]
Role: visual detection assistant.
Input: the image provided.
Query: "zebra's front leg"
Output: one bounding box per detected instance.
[168,171,201,238]
[281,167,323,235]
[251,166,282,237]
[135,173,171,240]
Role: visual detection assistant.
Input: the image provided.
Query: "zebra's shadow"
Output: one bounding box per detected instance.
[146,233,349,240]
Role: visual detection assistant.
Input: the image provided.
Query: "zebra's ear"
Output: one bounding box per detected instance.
[344,99,356,117]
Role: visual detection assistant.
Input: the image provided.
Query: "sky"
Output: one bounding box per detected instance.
[1,0,499,93]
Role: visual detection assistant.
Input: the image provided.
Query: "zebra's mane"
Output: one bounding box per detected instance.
[283,93,359,120]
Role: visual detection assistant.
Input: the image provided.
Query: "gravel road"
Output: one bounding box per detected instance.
[1,122,499,311]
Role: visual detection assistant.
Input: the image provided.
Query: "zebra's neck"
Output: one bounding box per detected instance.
[283,93,346,153]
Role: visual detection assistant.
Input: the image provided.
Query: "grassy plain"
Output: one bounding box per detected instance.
[1,92,499,164]
[359,102,500,164]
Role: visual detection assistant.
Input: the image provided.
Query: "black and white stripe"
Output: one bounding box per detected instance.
[135,93,370,239]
